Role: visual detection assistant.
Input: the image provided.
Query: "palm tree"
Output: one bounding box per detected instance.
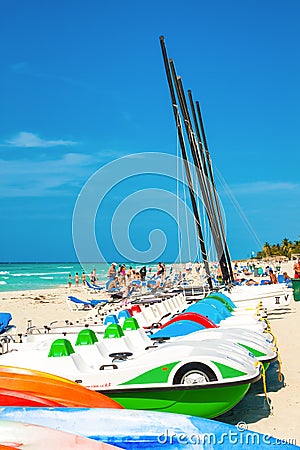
[256,236,300,260]
[293,238,300,254]
[263,242,271,257]
[281,238,293,257]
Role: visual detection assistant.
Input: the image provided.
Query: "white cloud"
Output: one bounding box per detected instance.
[0,153,95,197]
[231,181,297,195]
[4,132,77,148]
[10,62,28,73]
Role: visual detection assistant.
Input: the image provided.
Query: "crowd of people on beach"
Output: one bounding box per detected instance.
[105,262,167,291]
[66,262,168,290]
[230,259,296,286]
[66,257,299,290]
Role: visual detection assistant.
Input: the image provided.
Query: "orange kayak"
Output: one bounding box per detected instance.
[0,388,62,407]
[0,365,122,408]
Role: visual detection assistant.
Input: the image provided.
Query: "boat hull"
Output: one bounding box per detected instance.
[0,366,122,409]
[0,407,297,449]
[100,377,258,418]
[225,286,293,310]
[0,420,117,449]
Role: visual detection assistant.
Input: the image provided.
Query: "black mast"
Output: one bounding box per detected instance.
[195,100,234,282]
[186,89,232,283]
[168,59,230,284]
[159,35,213,289]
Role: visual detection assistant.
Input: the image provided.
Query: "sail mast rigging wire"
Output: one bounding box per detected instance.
[159,35,213,289]
[214,168,264,250]
[168,58,232,284]
[194,100,234,282]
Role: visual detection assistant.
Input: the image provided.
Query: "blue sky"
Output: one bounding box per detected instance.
[0,0,299,263]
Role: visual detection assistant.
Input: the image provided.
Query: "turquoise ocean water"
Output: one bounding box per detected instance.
[0,262,161,292]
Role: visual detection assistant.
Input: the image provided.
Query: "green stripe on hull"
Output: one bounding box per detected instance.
[238,343,266,358]
[211,361,247,378]
[120,362,180,385]
[106,383,251,418]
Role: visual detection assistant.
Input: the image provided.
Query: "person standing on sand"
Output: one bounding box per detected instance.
[293,259,300,279]
[107,262,117,279]
[75,272,79,286]
[107,262,118,289]
[157,262,165,279]
[139,266,147,281]
[68,274,72,288]
[90,271,96,283]
[92,268,98,283]
[127,266,133,282]
[81,272,86,285]
[119,264,126,286]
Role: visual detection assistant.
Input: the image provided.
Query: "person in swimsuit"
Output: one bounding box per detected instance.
[269,268,278,284]
[293,259,300,279]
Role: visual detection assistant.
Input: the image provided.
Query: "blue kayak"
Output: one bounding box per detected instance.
[0,408,298,449]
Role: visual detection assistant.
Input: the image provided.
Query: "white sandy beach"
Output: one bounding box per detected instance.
[0,260,299,444]
[219,299,300,444]
[0,285,101,332]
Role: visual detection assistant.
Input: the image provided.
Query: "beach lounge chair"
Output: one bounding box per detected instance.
[0,313,16,334]
[85,281,105,291]
[66,296,108,312]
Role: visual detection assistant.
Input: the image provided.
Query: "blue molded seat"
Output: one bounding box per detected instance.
[152,320,205,338]
[118,310,132,320]
[201,298,232,318]
[206,292,236,309]
[104,314,119,325]
[185,302,224,324]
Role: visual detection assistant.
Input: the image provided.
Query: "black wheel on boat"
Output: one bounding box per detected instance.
[173,362,217,385]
